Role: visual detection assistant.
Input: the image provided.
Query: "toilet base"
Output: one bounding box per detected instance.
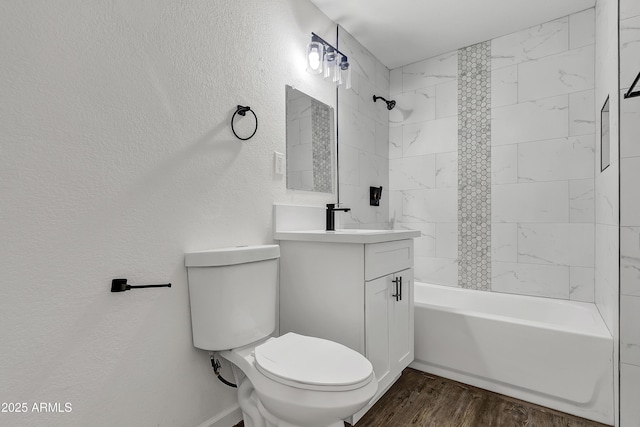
[229,358,351,427]
[258,399,343,427]
[222,337,377,427]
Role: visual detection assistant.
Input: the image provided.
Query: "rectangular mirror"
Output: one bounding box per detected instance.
[601,96,610,172]
[285,85,334,193]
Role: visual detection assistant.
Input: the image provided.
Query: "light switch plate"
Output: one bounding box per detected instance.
[274,151,285,175]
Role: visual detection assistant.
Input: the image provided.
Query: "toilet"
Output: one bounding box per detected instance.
[185,245,377,427]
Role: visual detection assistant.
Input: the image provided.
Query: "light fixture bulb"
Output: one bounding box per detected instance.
[309,51,320,70]
[306,41,323,74]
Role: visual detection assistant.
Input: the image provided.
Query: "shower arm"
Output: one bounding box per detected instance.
[372,95,396,110]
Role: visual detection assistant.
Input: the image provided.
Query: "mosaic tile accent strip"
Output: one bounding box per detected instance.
[458,41,491,291]
[311,99,332,193]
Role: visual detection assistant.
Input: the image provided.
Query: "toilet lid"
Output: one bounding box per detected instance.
[254,333,374,391]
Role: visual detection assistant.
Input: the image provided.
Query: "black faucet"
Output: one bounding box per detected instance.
[326,203,351,231]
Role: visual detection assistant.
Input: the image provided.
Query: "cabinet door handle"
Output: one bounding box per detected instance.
[392,277,401,301]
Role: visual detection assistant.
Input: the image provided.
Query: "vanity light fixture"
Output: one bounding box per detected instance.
[306,32,351,89]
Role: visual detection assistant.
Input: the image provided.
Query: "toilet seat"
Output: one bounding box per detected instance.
[254,333,374,392]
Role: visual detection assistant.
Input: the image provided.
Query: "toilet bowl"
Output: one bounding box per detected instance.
[185,245,378,427]
[221,333,377,427]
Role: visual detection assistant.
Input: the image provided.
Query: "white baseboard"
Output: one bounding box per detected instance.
[196,404,243,427]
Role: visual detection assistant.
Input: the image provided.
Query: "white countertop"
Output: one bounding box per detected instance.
[273,229,421,244]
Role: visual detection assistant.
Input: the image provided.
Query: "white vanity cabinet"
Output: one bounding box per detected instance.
[278,237,415,422]
[364,266,414,396]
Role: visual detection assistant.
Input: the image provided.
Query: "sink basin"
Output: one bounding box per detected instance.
[274,228,420,244]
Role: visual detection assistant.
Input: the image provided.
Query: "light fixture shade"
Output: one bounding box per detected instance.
[342,64,352,89]
[333,62,341,84]
[306,41,323,74]
[338,57,349,87]
[324,46,336,79]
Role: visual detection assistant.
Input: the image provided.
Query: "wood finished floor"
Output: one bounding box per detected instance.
[350,368,610,427]
[233,368,611,427]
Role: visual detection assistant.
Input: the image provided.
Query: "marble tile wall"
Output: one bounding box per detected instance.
[337,26,390,229]
[311,99,332,193]
[458,42,492,291]
[490,9,596,301]
[591,0,620,423]
[389,10,596,297]
[389,50,459,286]
[619,0,640,423]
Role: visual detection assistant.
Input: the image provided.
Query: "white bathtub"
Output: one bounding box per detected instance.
[411,282,614,425]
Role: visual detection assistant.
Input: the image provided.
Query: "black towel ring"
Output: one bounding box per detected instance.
[231,105,258,141]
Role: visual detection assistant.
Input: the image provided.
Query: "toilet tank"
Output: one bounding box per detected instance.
[185,245,280,351]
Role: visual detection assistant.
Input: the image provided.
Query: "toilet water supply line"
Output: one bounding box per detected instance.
[210,353,237,388]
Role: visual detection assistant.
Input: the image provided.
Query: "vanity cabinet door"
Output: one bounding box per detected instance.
[365,268,414,393]
[389,268,414,374]
[365,275,391,387]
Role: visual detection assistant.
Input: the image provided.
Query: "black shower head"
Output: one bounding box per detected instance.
[373,95,396,110]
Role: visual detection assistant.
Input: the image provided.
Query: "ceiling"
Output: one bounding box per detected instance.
[308,0,596,69]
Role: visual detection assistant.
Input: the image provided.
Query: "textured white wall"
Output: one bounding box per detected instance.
[0,1,338,426]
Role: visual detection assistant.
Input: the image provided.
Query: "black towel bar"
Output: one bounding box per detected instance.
[111,278,171,292]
